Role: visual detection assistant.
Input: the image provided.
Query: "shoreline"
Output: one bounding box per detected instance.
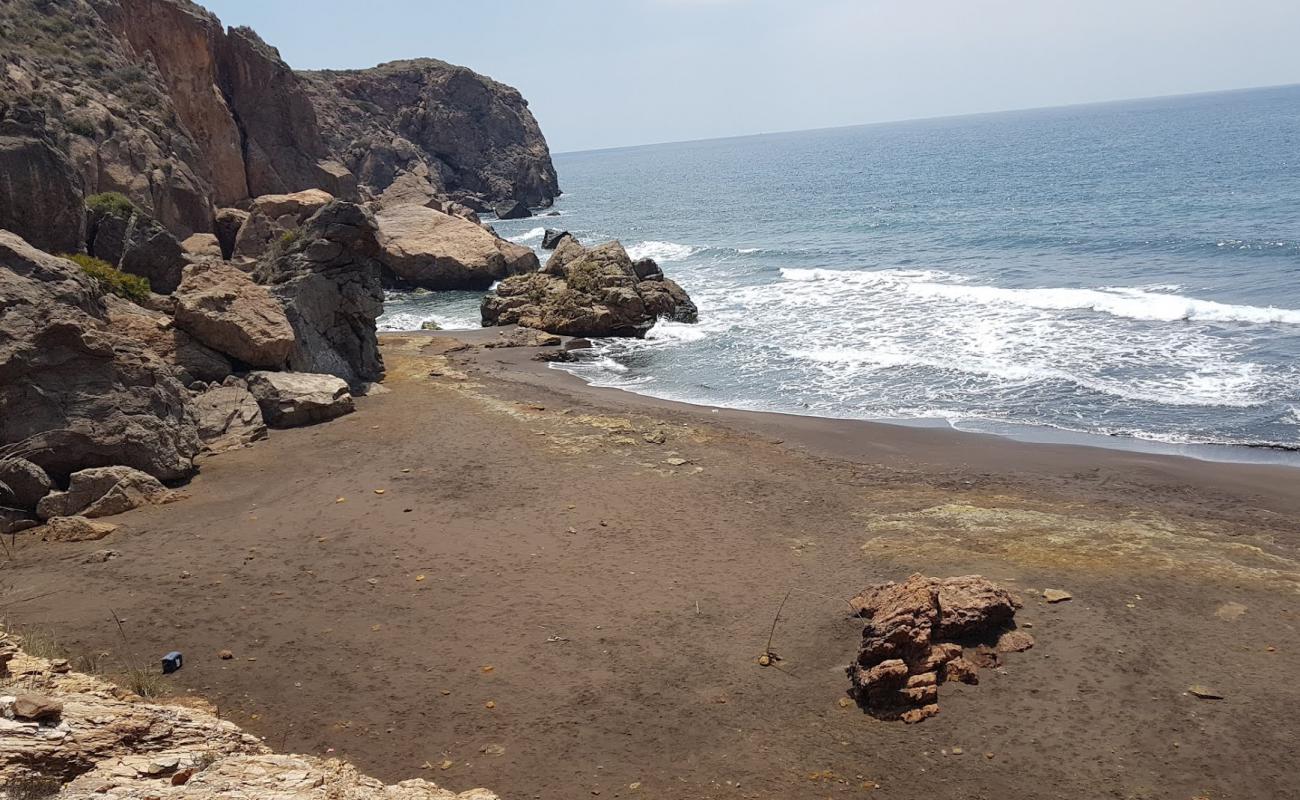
[443,327,1300,514]
[6,330,1299,799]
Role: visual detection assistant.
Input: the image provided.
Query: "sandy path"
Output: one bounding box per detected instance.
[5,332,1299,799]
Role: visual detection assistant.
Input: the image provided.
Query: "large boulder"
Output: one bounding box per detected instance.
[181,233,223,259]
[172,261,296,368]
[36,466,174,521]
[375,204,539,290]
[253,201,386,387]
[86,203,188,294]
[493,200,531,220]
[246,371,354,428]
[0,459,52,511]
[214,207,250,260]
[481,240,697,337]
[103,295,232,385]
[0,231,199,482]
[542,229,571,250]
[192,379,268,452]
[232,189,335,260]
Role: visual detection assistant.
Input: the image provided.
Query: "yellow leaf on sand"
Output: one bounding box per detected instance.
[485,700,496,709]
[374,489,386,495]
[416,575,426,582]
[439,760,453,770]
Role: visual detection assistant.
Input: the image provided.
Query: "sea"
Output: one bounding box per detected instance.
[380,84,1300,465]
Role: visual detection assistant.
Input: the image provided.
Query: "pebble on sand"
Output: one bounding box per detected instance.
[1042,589,1073,603]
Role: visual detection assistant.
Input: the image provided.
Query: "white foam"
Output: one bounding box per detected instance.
[627,241,701,262]
[509,227,547,243]
[646,321,711,343]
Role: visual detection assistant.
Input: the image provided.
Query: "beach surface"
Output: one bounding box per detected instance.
[7,330,1299,800]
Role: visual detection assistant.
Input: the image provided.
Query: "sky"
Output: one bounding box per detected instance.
[200,0,1300,153]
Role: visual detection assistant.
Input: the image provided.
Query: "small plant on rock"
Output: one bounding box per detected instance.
[84,191,136,219]
[61,253,151,303]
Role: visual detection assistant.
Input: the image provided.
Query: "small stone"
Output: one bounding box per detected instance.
[439,759,453,770]
[1214,602,1247,621]
[642,431,666,445]
[1042,589,1073,603]
[481,665,494,673]
[374,489,386,495]
[218,650,234,660]
[757,654,771,667]
[481,743,506,756]
[837,697,852,708]
[629,782,641,790]
[84,549,120,563]
[485,700,496,709]
[1188,685,1224,699]
[49,659,71,674]
[664,458,689,467]
[951,747,964,755]
[416,575,426,582]
[995,629,1035,653]
[440,690,451,696]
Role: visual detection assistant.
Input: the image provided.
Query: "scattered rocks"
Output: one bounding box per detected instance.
[1042,589,1073,603]
[36,466,175,521]
[846,574,1027,722]
[103,295,233,386]
[84,549,121,564]
[246,371,355,428]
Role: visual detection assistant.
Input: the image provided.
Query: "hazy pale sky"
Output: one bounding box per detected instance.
[201,0,1300,153]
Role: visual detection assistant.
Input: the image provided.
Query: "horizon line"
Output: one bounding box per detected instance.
[553,80,1300,157]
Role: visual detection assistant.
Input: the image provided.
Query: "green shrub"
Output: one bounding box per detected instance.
[84,191,135,218]
[62,253,151,303]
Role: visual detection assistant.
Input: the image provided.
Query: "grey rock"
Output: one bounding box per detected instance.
[246,371,355,428]
[192,384,268,452]
[37,466,173,521]
[0,458,53,511]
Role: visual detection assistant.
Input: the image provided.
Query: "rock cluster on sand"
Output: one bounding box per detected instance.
[846,574,1031,723]
[0,637,498,798]
[481,238,698,338]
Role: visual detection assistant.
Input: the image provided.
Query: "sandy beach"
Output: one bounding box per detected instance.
[6,330,1299,800]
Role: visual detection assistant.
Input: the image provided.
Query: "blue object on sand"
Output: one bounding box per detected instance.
[161,651,183,674]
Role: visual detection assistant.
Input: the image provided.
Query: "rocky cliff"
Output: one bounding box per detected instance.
[298,60,560,210]
[0,0,558,249]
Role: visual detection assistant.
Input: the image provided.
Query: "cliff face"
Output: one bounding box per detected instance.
[298,60,560,209]
[0,0,557,249]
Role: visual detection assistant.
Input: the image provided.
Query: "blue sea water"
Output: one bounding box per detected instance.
[380,85,1300,459]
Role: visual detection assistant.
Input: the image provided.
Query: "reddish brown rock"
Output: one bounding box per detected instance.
[846,574,1027,722]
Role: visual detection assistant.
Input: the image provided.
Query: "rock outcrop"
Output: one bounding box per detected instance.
[103,295,233,385]
[542,229,571,250]
[0,231,199,482]
[172,260,296,368]
[0,0,554,250]
[376,204,539,290]
[86,199,189,294]
[298,59,559,209]
[253,201,385,386]
[231,188,334,260]
[246,371,355,428]
[846,574,1029,723]
[1,639,499,798]
[481,240,698,337]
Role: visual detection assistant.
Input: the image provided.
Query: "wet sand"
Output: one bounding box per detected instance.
[6,330,1299,800]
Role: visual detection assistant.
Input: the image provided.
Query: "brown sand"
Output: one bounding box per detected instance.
[6,330,1300,799]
